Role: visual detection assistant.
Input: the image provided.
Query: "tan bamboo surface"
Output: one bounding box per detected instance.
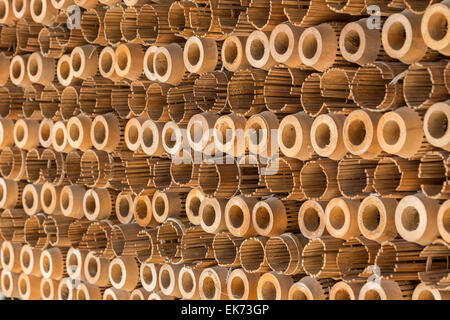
[0,0,448,301]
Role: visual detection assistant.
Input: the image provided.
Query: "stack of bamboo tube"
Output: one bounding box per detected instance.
[0,0,449,300]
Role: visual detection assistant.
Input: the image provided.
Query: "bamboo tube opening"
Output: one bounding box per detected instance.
[299,200,328,239]
[13,0,28,19]
[114,44,143,81]
[185,188,204,225]
[115,192,134,224]
[227,269,259,300]
[103,288,130,300]
[40,247,66,280]
[158,264,182,298]
[84,251,110,286]
[288,277,334,300]
[146,83,169,122]
[222,36,249,72]
[154,44,185,85]
[91,113,122,152]
[76,283,102,300]
[170,153,199,187]
[198,267,228,300]
[252,197,299,236]
[1,270,19,298]
[184,36,218,74]
[421,2,450,55]
[10,54,31,86]
[265,233,305,275]
[99,47,120,81]
[377,107,424,158]
[382,10,430,64]
[325,197,360,240]
[358,196,397,243]
[438,200,450,243]
[52,121,72,153]
[178,266,200,299]
[60,185,86,219]
[22,183,42,215]
[140,263,159,292]
[67,115,92,150]
[246,30,275,70]
[395,193,440,245]
[214,114,246,157]
[27,51,54,86]
[143,46,158,81]
[424,101,450,150]
[66,247,86,282]
[225,195,257,238]
[1,241,21,272]
[20,244,41,276]
[330,281,363,300]
[257,272,292,300]
[40,182,61,214]
[311,113,347,160]
[199,197,227,234]
[121,6,139,43]
[245,111,279,158]
[38,119,52,148]
[187,112,218,153]
[359,280,411,300]
[40,278,58,300]
[337,157,377,199]
[141,120,164,156]
[108,257,139,291]
[83,188,113,221]
[133,195,156,227]
[14,119,39,150]
[57,278,74,300]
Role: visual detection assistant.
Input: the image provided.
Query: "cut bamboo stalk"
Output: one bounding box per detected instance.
[246,30,276,70]
[256,271,292,300]
[278,112,314,160]
[115,191,134,224]
[40,247,68,280]
[351,61,406,111]
[10,54,31,86]
[40,277,59,300]
[264,66,307,115]
[22,183,42,215]
[337,156,377,199]
[14,119,39,150]
[336,236,380,281]
[329,281,363,300]
[40,182,63,215]
[124,117,144,152]
[298,22,348,72]
[193,71,229,114]
[152,190,187,223]
[76,283,103,300]
[240,236,269,273]
[377,107,430,159]
[269,22,304,68]
[20,244,41,276]
[148,291,174,300]
[83,251,110,287]
[158,263,182,298]
[38,119,52,147]
[199,197,228,234]
[138,3,179,46]
[374,157,421,198]
[103,287,130,300]
[52,121,73,153]
[27,51,54,86]
[227,268,260,300]
[300,159,341,201]
[57,277,75,300]
[266,232,308,275]
[80,8,107,45]
[177,265,201,300]
[1,241,22,272]
[419,151,450,199]
[60,86,81,120]
[224,195,257,238]
[166,75,200,126]
[185,188,204,225]
[40,148,67,186]
[375,238,426,280]
[140,263,160,292]
[198,266,228,300]
[70,45,99,80]
[404,62,450,110]
[301,236,343,278]
[227,68,266,116]
[222,35,251,71]
[168,1,195,39]
[83,188,116,221]
[60,185,86,219]
[311,113,347,160]
[91,112,125,152]
[153,43,186,85]
[13,0,30,19]
[212,231,242,267]
[421,0,450,56]
[67,219,90,249]
[184,36,218,74]
[1,270,20,298]
[66,114,92,151]
[288,276,335,300]
[141,119,165,156]
[0,209,27,242]
[252,197,301,236]
[424,100,450,151]
[98,47,120,82]
[325,197,360,240]
[108,256,139,291]
[133,194,157,227]
[438,199,450,243]
[24,213,48,249]
[18,273,41,299]
[357,195,398,243]
[114,43,144,81]
[65,247,87,283]
[298,200,328,239]
[30,0,57,26]
[245,111,279,158]
[0,147,27,181]
[412,282,450,300]
[395,192,440,245]
[382,9,438,64]
[186,111,217,153]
